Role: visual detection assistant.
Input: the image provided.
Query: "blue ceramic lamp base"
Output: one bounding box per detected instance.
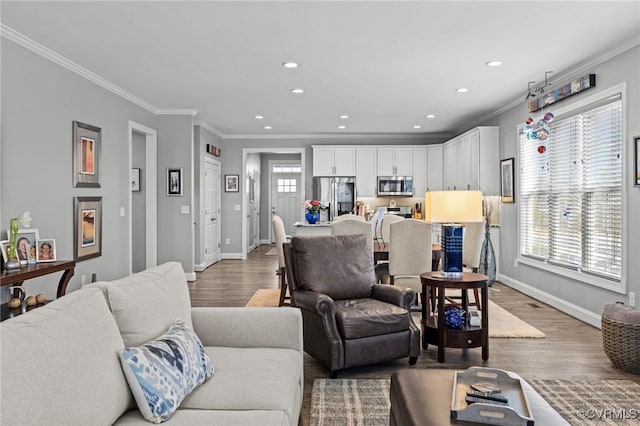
[441,224,463,277]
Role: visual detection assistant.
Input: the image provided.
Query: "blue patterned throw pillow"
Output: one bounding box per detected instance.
[119,319,214,423]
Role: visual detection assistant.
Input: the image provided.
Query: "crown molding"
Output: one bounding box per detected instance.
[157,108,199,116]
[224,132,450,140]
[1,24,162,115]
[470,34,640,131]
[194,120,224,138]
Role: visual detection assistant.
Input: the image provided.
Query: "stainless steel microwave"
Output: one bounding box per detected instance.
[377,176,414,196]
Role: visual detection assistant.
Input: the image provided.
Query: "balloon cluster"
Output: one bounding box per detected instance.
[444,305,465,329]
[524,112,554,143]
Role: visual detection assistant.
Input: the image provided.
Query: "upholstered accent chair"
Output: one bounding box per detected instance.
[284,234,420,377]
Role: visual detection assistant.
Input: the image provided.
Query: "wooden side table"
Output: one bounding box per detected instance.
[420,271,489,363]
[1,260,75,321]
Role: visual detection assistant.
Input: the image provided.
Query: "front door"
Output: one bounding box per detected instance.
[271,172,301,239]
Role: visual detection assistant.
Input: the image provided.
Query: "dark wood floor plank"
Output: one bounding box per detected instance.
[191,244,639,426]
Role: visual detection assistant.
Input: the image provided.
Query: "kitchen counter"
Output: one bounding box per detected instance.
[293,221,332,236]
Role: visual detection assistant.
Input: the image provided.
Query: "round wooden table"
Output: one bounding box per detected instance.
[420,271,489,363]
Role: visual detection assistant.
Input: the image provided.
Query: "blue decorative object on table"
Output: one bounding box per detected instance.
[305,211,319,224]
[444,305,466,328]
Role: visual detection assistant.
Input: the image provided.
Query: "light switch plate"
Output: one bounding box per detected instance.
[120,207,126,217]
[234,204,241,211]
[180,205,190,214]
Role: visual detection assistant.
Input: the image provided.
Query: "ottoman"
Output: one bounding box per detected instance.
[389,369,569,426]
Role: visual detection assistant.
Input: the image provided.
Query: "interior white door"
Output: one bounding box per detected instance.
[271,173,301,239]
[204,159,220,266]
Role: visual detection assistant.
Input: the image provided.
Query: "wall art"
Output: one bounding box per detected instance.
[73,121,101,188]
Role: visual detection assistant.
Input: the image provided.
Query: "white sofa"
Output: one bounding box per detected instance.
[1,262,304,425]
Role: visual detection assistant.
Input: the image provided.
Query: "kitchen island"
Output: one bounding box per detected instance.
[293,222,332,236]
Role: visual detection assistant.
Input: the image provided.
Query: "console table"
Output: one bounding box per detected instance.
[420,271,489,362]
[1,260,75,321]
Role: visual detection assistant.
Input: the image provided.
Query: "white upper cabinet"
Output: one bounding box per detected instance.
[442,126,499,194]
[355,146,377,197]
[426,145,443,192]
[412,147,427,198]
[377,146,413,176]
[312,146,356,176]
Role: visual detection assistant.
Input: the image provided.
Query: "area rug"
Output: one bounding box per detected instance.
[245,288,545,338]
[530,379,640,426]
[310,379,390,426]
[265,247,278,256]
[245,288,280,307]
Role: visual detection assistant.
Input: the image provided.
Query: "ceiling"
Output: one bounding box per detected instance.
[2,1,639,137]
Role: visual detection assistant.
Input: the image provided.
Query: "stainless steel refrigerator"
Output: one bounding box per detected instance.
[312,177,356,222]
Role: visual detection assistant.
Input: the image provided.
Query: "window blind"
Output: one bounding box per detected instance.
[520,96,622,282]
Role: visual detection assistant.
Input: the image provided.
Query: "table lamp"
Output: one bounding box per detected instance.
[424,190,483,277]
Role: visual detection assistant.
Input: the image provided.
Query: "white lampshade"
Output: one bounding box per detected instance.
[423,190,484,223]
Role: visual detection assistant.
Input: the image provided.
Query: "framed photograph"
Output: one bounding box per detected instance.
[167,168,183,196]
[500,157,515,204]
[73,121,101,188]
[225,174,239,192]
[16,229,40,265]
[634,136,640,187]
[1,240,10,263]
[131,168,141,192]
[74,196,102,261]
[36,239,57,263]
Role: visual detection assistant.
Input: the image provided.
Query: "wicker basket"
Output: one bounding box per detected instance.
[601,315,640,375]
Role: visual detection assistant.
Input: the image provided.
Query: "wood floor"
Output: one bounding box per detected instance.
[190,244,639,425]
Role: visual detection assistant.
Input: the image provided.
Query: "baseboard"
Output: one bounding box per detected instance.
[221,253,243,260]
[185,272,196,282]
[260,239,271,245]
[194,258,219,272]
[497,273,602,328]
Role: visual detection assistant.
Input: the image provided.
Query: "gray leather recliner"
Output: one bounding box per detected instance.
[283,234,420,377]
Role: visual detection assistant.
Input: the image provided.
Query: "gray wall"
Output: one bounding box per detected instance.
[1,39,195,301]
[478,45,640,322]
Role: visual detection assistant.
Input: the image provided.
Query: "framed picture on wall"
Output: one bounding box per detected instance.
[74,196,102,261]
[634,135,640,187]
[72,121,101,188]
[500,157,515,203]
[131,168,141,192]
[167,168,183,196]
[225,174,239,192]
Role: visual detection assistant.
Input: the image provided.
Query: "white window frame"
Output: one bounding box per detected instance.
[516,82,627,294]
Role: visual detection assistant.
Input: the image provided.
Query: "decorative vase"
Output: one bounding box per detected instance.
[4,258,21,270]
[444,305,465,328]
[478,230,496,286]
[305,210,319,224]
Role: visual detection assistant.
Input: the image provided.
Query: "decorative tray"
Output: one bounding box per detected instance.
[451,367,534,426]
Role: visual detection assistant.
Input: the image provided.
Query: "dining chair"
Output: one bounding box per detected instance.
[379,214,405,246]
[331,218,374,256]
[333,214,366,222]
[272,214,291,306]
[389,219,432,310]
[460,220,486,310]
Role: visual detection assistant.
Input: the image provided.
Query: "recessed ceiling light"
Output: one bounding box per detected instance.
[413,125,422,129]
[455,88,469,93]
[290,88,304,94]
[282,62,298,69]
[485,60,503,67]
[254,115,264,120]
[425,114,436,119]
[338,125,346,129]
[339,115,349,119]
[264,126,272,130]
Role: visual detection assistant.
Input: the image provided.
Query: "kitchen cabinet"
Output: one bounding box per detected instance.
[442,127,499,194]
[426,145,443,192]
[355,146,377,197]
[377,147,413,176]
[312,146,356,176]
[412,147,427,198]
